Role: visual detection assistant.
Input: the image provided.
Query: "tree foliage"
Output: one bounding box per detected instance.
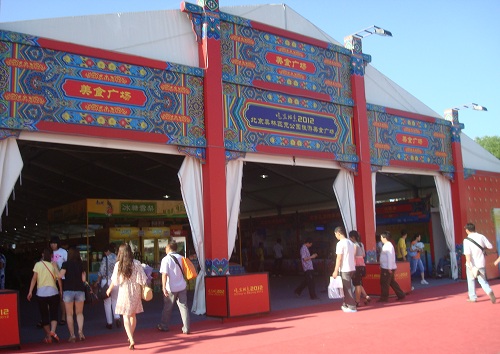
[475,136,500,159]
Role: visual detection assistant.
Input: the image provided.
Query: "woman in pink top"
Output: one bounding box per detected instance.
[349,231,371,306]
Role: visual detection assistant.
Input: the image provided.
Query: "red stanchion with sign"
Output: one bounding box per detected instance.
[0,290,21,350]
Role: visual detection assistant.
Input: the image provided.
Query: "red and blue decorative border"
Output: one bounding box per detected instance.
[367,104,454,172]
[0,30,206,147]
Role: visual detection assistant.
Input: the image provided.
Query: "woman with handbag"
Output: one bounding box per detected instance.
[27,248,63,344]
[97,243,120,329]
[106,243,148,350]
[59,247,86,342]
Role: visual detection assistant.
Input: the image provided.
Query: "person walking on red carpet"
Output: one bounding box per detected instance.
[106,243,149,350]
[332,226,357,312]
[349,230,371,306]
[294,238,319,300]
[27,248,63,344]
[58,247,87,342]
[157,240,191,334]
[464,223,496,304]
[378,231,406,303]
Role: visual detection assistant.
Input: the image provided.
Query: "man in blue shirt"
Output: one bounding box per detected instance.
[294,238,319,300]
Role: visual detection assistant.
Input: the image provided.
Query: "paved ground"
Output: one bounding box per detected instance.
[14,273,454,345]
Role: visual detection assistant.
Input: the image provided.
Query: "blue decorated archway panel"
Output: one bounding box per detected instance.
[368,106,454,172]
[224,83,356,161]
[0,30,205,147]
[220,13,353,106]
[219,12,356,160]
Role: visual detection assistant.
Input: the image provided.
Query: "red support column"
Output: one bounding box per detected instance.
[187,1,229,275]
[344,36,376,255]
[444,109,468,277]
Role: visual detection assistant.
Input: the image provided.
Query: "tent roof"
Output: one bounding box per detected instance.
[0,4,499,173]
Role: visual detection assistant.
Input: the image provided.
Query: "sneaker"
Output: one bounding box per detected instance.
[341,305,357,313]
[421,280,429,285]
[488,292,496,304]
[466,298,477,303]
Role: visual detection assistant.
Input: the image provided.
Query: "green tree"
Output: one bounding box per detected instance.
[475,136,500,159]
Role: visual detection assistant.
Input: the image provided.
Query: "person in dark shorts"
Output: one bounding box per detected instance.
[349,230,371,306]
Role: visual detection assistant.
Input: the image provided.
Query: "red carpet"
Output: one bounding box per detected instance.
[7,280,500,354]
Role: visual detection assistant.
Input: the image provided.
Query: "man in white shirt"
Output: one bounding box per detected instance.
[50,236,67,324]
[332,226,357,313]
[378,231,406,303]
[157,240,190,334]
[464,223,496,303]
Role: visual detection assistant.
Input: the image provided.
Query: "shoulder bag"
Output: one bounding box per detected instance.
[170,254,198,281]
[84,281,98,305]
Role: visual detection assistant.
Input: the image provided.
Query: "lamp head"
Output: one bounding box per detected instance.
[471,103,487,111]
[452,103,488,112]
[374,26,392,37]
[350,25,393,39]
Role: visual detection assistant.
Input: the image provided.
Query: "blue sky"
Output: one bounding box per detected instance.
[0,0,498,139]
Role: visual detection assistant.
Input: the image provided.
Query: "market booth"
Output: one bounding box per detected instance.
[48,198,191,284]
[1,1,500,323]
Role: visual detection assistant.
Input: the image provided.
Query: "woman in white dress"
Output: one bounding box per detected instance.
[107,243,148,350]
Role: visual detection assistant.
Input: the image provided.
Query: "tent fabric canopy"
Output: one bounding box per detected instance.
[178,156,205,315]
[332,169,356,234]
[1,5,498,173]
[0,138,23,230]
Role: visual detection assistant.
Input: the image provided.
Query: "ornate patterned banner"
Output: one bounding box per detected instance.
[218,13,356,160]
[368,106,454,172]
[220,13,353,106]
[224,83,357,161]
[0,30,206,148]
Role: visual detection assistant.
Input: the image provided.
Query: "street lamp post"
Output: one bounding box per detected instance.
[444,103,488,280]
[343,25,391,260]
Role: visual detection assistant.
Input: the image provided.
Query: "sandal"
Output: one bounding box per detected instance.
[364,296,372,304]
[68,335,76,343]
[78,332,86,341]
[50,331,60,343]
[42,337,52,344]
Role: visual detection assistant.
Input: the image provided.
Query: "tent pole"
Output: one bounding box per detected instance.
[86,203,90,281]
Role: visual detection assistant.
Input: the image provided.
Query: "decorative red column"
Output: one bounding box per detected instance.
[344,35,376,255]
[182,0,229,275]
[444,108,467,275]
